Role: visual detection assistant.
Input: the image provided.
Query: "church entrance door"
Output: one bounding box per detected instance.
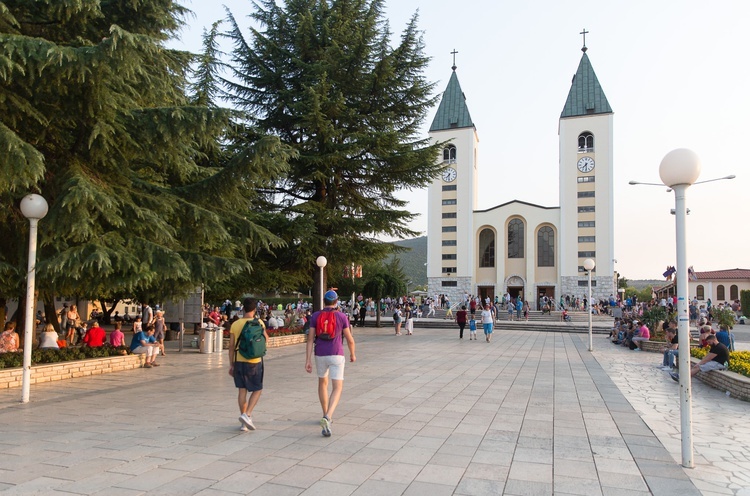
[507,286,523,300]
[536,286,555,311]
[477,286,494,305]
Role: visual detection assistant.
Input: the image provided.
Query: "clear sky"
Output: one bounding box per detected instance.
[174,0,749,280]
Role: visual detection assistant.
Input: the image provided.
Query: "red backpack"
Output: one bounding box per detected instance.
[316,309,337,340]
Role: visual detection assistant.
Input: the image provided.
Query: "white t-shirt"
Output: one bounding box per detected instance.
[481,309,493,324]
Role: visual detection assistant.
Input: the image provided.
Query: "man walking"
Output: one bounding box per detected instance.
[305,290,356,437]
[228,297,268,432]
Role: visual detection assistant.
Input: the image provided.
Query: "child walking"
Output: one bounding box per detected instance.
[469,318,477,340]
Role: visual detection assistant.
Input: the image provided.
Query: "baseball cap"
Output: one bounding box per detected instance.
[324,290,338,302]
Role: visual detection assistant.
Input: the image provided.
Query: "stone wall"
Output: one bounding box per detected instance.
[427,276,472,306]
[0,354,145,389]
[561,275,615,303]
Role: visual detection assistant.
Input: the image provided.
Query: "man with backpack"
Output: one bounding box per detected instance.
[304,290,356,437]
[228,297,269,432]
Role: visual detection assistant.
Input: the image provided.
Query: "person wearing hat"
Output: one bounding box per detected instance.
[671,333,729,382]
[305,290,356,437]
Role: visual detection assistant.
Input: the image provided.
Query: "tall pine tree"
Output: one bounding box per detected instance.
[0,0,292,317]
[214,0,443,296]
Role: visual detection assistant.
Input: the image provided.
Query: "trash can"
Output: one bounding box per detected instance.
[199,328,215,354]
[215,326,224,353]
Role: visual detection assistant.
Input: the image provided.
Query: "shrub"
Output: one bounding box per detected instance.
[0,345,131,369]
[690,347,750,378]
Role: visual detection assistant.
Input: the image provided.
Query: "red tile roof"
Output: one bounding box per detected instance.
[695,269,750,280]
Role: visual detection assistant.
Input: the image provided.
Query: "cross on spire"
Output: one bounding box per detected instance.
[580,29,589,52]
[451,49,458,71]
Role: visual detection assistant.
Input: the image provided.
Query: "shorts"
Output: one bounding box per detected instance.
[483,323,493,335]
[315,355,345,381]
[233,360,264,391]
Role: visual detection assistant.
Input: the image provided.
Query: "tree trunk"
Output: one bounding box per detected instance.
[101,299,120,325]
[0,297,5,326]
[43,296,59,333]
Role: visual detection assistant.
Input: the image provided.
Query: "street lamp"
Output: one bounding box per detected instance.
[659,148,701,469]
[316,256,327,311]
[20,194,48,404]
[583,258,595,352]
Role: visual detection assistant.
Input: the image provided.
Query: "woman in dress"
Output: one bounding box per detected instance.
[65,304,80,345]
[153,310,166,356]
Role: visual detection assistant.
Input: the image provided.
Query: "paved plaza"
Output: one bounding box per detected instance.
[0,325,747,495]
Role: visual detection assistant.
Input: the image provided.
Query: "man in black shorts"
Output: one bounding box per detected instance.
[228,298,269,431]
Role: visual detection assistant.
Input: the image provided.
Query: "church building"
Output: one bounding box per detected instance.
[426,44,616,309]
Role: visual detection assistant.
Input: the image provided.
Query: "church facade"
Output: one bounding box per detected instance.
[426,47,616,309]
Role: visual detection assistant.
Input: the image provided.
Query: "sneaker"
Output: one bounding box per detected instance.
[240,425,249,432]
[660,366,673,371]
[143,364,152,368]
[633,348,641,351]
[239,413,256,430]
[670,372,680,382]
[151,362,160,367]
[320,416,332,437]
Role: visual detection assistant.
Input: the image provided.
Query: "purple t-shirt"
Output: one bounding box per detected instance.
[310,308,349,357]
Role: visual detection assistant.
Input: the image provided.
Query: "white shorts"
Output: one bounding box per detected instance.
[315,355,345,381]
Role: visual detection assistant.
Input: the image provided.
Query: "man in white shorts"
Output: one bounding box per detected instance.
[305,290,356,437]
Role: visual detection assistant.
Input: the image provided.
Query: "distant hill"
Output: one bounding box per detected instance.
[389,236,427,287]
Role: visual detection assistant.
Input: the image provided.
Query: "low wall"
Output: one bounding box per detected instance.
[0,354,145,389]
[638,340,749,401]
[222,333,307,350]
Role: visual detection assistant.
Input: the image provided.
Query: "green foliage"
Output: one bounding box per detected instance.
[640,305,667,333]
[711,306,736,329]
[741,290,750,318]
[0,345,131,369]
[0,1,291,303]
[624,285,654,303]
[206,0,443,293]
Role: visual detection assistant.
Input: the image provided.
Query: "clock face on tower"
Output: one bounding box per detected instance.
[442,167,457,182]
[577,156,595,173]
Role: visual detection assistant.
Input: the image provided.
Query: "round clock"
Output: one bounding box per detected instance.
[577,156,595,173]
[442,167,457,182]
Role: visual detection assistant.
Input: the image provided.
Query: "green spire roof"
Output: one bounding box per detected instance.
[561,52,612,118]
[430,70,474,132]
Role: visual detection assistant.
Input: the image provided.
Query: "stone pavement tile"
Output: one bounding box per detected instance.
[553,458,598,479]
[600,488,651,496]
[503,479,553,495]
[507,460,552,483]
[512,446,553,465]
[366,436,408,451]
[188,460,247,481]
[245,455,301,476]
[597,471,649,491]
[56,471,132,494]
[147,476,216,495]
[112,467,187,492]
[402,481,456,496]
[379,427,418,441]
[643,475,702,495]
[350,479,407,496]
[248,483,304,495]
[0,476,68,495]
[477,438,516,454]
[593,456,641,476]
[389,446,437,465]
[555,434,592,449]
[269,464,330,489]
[414,463,465,486]
[370,461,423,484]
[553,475,604,495]
[428,452,472,468]
[320,439,368,455]
[298,480,357,496]
[347,447,395,465]
[322,462,379,485]
[517,435,553,450]
[40,456,124,482]
[91,487,144,496]
[553,445,595,462]
[298,451,350,470]
[404,435,445,449]
[462,462,509,481]
[161,453,221,472]
[454,477,505,495]
[107,456,173,476]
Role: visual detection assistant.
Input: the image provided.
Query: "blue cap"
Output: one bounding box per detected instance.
[324,290,338,302]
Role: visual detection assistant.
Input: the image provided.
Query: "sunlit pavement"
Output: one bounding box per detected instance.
[0,325,745,495]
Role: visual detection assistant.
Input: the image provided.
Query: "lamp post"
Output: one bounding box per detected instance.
[659,148,702,469]
[316,256,327,311]
[583,258,595,352]
[631,149,734,468]
[20,194,48,404]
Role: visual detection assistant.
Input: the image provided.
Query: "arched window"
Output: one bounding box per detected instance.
[479,229,495,267]
[717,285,725,301]
[508,219,524,258]
[696,285,705,300]
[443,145,456,163]
[578,132,594,152]
[730,285,739,300]
[537,226,554,267]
